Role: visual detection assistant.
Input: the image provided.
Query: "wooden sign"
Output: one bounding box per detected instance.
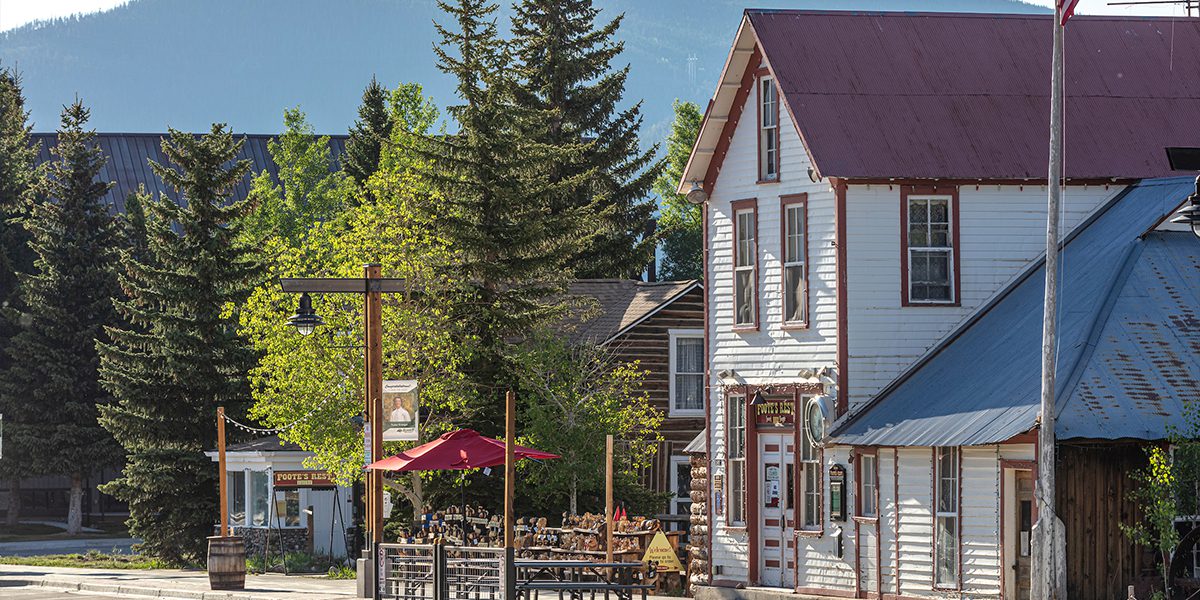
[755,396,795,428]
[273,470,336,489]
[642,531,684,573]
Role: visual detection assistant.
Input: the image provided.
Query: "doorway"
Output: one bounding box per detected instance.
[1004,468,1034,600]
[759,433,796,588]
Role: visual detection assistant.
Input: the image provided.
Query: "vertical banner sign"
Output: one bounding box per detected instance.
[382,380,419,442]
[364,423,372,465]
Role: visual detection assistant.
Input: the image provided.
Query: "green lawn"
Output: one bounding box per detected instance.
[0,551,169,570]
[0,519,130,542]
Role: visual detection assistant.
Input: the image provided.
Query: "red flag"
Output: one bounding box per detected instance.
[1059,0,1080,25]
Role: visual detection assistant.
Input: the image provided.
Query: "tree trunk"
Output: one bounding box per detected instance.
[6,478,20,526]
[66,472,83,535]
[570,474,577,515]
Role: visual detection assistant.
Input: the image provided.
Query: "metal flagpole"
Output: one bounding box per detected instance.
[1033,3,1068,600]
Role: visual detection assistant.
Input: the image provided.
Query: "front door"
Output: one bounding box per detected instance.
[1005,469,1034,600]
[759,433,796,587]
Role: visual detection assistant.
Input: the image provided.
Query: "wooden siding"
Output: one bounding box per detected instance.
[844,183,1122,409]
[1058,443,1148,600]
[607,285,705,495]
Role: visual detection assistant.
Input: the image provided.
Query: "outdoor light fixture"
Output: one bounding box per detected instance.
[750,390,765,406]
[286,292,324,336]
[1167,148,1200,240]
[686,180,708,205]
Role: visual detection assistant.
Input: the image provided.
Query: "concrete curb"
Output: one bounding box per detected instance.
[1,576,332,600]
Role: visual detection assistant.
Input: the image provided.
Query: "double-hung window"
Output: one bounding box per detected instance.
[799,395,822,531]
[759,76,779,181]
[733,201,757,328]
[934,447,960,588]
[669,329,704,416]
[782,196,807,326]
[904,192,957,304]
[727,393,747,526]
[859,453,877,518]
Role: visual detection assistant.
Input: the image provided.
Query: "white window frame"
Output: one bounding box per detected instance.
[860,454,878,518]
[668,329,705,417]
[670,454,693,517]
[906,195,956,304]
[727,393,747,527]
[934,447,960,589]
[734,207,757,328]
[783,200,807,326]
[798,394,822,531]
[759,76,779,181]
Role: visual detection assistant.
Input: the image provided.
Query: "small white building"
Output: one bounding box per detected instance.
[678,9,1200,600]
[206,435,354,559]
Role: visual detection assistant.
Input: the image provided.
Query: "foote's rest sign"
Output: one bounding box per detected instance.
[273,470,336,489]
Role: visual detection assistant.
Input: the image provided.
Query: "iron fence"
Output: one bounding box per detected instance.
[378,543,436,600]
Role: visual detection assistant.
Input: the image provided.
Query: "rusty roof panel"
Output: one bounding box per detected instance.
[749,10,1200,180]
[833,177,1199,446]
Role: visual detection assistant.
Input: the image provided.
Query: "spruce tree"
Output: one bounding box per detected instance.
[511,0,663,279]
[344,76,394,194]
[1,100,122,535]
[98,126,262,563]
[425,0,594,428]
[0,68,39,526]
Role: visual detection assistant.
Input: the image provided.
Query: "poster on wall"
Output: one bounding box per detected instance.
[383,379,419,441]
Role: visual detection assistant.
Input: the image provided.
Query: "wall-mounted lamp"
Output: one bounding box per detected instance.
[686,181,709,205]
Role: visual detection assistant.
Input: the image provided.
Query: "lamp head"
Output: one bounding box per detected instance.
[685,181,708,206]
[287,292,324,336]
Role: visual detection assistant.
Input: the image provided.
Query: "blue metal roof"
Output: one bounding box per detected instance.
[833,177,1200,446]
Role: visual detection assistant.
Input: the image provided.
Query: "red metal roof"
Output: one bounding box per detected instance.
[748,10,1200,180]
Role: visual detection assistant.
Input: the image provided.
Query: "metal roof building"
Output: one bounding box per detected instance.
[833,177,1200,446]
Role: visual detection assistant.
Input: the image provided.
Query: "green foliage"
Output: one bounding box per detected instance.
[0,101,122,505]
[344,76,394,193]
[98,125,264,564]
[244,108,351,247]
[654,100,703,281]
[509,330,662,514]
[0,552,172,570]
[510,0,664,279]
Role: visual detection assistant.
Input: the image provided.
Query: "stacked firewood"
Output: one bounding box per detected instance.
[686,455,710,595]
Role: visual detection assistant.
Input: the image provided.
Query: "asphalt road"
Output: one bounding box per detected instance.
[2,588,144,599]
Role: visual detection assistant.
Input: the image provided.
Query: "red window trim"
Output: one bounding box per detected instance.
[731,198,760,332]
[780,194,809,330]
[755,70,781,185]
[854,447,880,519]
[899,186,961,307]
[930,447,963,592]
[725,389,748,528]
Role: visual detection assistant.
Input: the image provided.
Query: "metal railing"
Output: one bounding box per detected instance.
[446,546,506,600]
[378,543,436,600]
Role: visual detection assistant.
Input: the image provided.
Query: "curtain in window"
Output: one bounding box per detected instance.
[675,337,704,411]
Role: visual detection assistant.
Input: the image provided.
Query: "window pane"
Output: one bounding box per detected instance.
[676,374,704,411]
[736,270,754,324]
[786,206,804,262]
[737,212,755,267]
[909,199,927,225]
[785,265,805,323]
[931,223,950,247]
[731,460,746,524]
[936,517,959,585]
[283,490,301,527]
[676,337,703,373]
[227,472,246,527]
[930,199,949,224]
[250,471,269,527]
[804,465,820,527]
[786,463,795,511]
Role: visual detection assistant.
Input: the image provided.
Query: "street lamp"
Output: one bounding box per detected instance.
[1167,147,1200,238]
[286,293,324,336]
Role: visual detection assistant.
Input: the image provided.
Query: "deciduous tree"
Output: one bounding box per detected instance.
[654,100,703,281]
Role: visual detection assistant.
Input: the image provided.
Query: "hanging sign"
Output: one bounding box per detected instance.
[273,470,336,489]
[755,395,795,428]
[642,531,685,573]
[829,464,847,521]
[383,380,419,441]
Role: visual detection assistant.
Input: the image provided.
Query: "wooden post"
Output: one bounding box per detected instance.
[217,406,228,538]
[504,391,516,548]
[365,264,384,545]
[605,434,614,564]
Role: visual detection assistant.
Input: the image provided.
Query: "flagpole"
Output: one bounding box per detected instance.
[1033,3,1067,600]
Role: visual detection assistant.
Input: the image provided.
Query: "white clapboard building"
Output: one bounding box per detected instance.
[679,9,1200,600]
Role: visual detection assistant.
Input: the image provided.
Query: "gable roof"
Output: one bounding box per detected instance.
[833,177,1200,447]
[680,11,1200,190]
[565,279,702,346]
[32,132,348,214]
[222,435,306,454]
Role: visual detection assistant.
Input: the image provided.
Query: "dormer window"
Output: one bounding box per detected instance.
[758,76,779,182]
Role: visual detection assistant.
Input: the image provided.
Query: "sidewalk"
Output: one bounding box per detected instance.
[0,563,356,600]
[0,537,139,557]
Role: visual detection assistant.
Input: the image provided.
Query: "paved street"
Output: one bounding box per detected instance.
[3,588,147,599]
[0,563,357,600]
[0,538,140,557]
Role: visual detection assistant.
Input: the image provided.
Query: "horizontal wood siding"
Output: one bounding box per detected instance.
[796,445,856,593]
[896,447,934,596]
[844,184,1122,409]
[961,447,1001,598]
[881,448,899,595]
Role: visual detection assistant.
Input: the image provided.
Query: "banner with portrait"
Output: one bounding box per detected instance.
[383,379,419,441]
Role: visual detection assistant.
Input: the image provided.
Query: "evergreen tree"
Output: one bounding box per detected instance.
[0,68,39,527]
[424,0,594,429]
[1,100,122,535]
[654,100,703,281]
[98,126,262,563]
[510,0,663,279]
[344,76,394,194]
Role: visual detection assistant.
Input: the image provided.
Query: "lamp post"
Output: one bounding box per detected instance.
[280,266,405,590]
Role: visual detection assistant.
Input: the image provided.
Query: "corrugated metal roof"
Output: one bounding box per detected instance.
[564,279,701,346]
[32,132,348,214]
[748,11,1200,180]
[683,429,707,454]
[833,177,1199,446]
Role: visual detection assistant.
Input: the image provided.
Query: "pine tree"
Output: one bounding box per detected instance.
[0,68,39,527]
[1,100,122,535]
[425,0,595,428]
[344,76,394,195]
[98,126,262,563]
[510,0,663,279]
[654,100,703,281]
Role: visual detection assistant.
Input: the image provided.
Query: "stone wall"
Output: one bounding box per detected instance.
[686,453,709,595]
[234,526,308,557]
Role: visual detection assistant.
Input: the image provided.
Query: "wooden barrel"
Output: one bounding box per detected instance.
[207,535,246,590]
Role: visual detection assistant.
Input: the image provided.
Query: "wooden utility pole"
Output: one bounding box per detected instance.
[605,435,614,564]
[217,406,228,538]
[1033,5,1067,600]
[504,391,516,548]
[365,264,384,545]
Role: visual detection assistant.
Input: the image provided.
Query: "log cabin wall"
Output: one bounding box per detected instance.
[605,285,705,504]
[1057,442,1149,600]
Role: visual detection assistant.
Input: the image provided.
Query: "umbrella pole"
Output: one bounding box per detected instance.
[460,474,466,546]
